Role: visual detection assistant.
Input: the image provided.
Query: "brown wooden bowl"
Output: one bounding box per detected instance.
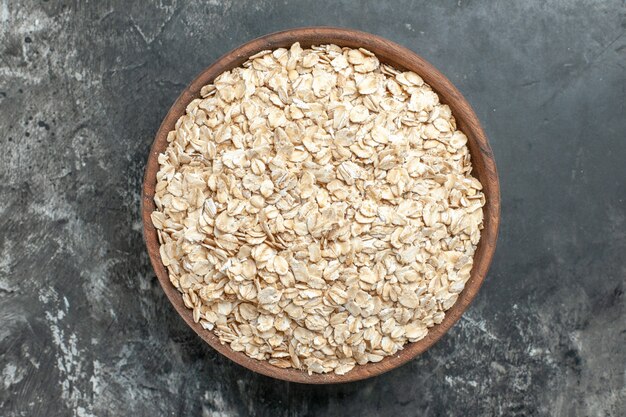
[142,27,500,384]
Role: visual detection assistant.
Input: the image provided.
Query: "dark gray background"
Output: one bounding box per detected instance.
[1,1,625,416]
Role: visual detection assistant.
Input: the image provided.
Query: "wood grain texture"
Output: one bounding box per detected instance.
[142,27,500,384]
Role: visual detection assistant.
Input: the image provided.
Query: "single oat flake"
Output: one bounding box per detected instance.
[152,43,485,375]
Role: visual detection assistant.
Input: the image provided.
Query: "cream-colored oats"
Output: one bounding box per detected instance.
[153,43,484,376]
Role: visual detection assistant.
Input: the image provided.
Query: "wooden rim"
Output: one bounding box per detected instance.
[142,27,500,384]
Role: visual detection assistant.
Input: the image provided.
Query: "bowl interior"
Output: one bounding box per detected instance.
[142,27,500,384]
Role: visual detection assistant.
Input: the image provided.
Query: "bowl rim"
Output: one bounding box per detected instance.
[142,26,500,384]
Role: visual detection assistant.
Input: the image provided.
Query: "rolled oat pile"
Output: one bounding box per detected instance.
[152,43,484,375]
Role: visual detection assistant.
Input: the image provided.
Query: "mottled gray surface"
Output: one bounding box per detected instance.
[1,0,625,416]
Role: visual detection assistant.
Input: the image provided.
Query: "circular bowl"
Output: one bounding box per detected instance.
[142,27,500,384]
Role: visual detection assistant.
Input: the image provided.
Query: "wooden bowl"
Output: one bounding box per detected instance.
[142,27,500,384]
